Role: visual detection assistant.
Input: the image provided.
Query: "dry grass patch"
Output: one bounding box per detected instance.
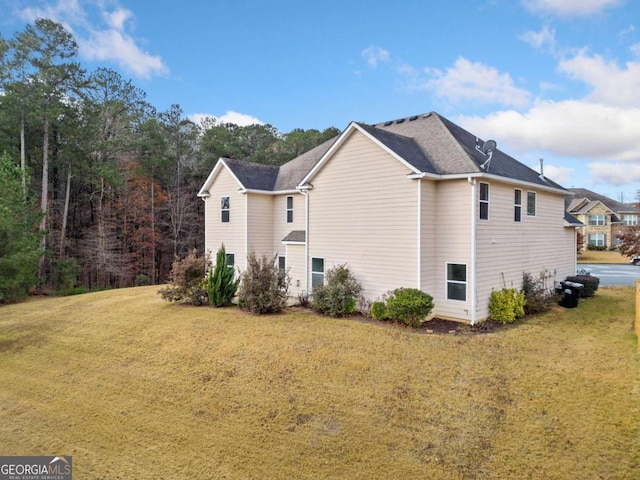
[578,250,629,264]
[0,286,638,479]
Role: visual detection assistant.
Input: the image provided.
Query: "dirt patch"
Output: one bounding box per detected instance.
[421,318,507,335]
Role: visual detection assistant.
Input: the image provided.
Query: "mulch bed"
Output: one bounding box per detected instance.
[420,317,507,335]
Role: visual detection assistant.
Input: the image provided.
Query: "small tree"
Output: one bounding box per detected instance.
[237,252,289,314]
[617,192,640,258]
[158,250,207,305]
[206,244,238,307]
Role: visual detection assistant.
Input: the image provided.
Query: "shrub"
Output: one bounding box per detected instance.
[238,252,289,314]
[312,264,362,317]
[383,288,434,327]
[297,291,310,308]
[521,272,555,315]
[489,288,525,324]
[134,274,150,286]
[371,300,388,321]
[206,245,238,307]
[565,275,600,298]
[52,257,80,292]
[587,244,607,251]
[158,250,207,305]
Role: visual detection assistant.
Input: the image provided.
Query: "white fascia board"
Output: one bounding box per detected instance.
[297,122,422,188]
[240,188,300,196]
[437,172,569,196]
[197,158,246,197]
[282,241,306,245]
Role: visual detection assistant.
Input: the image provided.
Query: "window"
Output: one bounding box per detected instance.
[527,191,536,216]
[588,233,606,247]
[446,263,467,301]
[286,196,293,223]
[589,214,605,226]
[221,196,230,223]
[514,189,522,222]
[622,214,638,226]
[225,253,235,267]
[479,182,489,220]
[311,257,324,289]
[277,254,286,273]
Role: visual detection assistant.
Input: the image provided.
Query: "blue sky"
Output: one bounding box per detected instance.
[2,0,640,201]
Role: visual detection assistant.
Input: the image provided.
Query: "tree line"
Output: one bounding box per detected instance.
[0,18,339,301]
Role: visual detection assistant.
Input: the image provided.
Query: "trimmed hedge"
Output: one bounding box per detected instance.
[564,275,600,298]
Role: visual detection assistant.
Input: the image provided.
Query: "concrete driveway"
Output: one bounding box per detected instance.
[577,263,640,286]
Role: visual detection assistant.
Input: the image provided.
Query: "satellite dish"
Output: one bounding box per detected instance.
[482,139,497,155]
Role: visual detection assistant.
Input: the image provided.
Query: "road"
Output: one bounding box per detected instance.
[577,263,640,286]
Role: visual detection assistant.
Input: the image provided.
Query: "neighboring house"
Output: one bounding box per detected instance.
[198,112,577,324]
[565,188,637,250]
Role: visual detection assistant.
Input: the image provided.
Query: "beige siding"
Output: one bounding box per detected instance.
[431,180,473,321]
[420,179,438,296]
[475,182,575,320]
[203,167,246,266]
[246,193,273,258]
[273,193,306,247]
[308,130,418,299]
[285,244,306,297]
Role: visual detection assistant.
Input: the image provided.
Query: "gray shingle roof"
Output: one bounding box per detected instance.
[565,188,635,213]
[223,158,279,191]
[282,230,306,242]
[218,112,569,193]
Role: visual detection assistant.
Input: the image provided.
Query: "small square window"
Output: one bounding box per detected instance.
[225,253,235,267]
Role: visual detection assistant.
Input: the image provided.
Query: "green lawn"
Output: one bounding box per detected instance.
[0,286,638,479]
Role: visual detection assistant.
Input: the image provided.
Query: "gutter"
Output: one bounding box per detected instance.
[467,177,477,325]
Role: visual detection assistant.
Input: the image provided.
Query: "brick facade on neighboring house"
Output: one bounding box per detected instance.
[565,188,637,250]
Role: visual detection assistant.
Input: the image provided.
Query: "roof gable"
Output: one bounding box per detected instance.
[566,188,634,213]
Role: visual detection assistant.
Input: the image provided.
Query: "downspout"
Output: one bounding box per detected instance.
[467,177,477,325]
[244,192,249,269]
[301,189,310,294]
[417,178,422,290]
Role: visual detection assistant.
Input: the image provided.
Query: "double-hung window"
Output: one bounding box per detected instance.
[514,189,522,222]
[527,191,536,217]
[479,183,489,220]
[446,263,467,301]
[221,196,230,223]
[311,258,325,289]
[589,215,605,226]
[286,196,293,223]
[588,233,606,247]
[623,214,638,226]
[225,253,235,267]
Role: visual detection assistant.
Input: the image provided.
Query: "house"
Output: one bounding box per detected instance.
[198,112,577,324]
[565,188,637,250]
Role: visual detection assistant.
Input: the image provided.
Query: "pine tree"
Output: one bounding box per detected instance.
[207,244,238,307]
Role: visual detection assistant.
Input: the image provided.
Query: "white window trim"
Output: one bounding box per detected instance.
[589,214,605,226]
[311,257,325,289]
[479,182,489,221]
[514,189,522,223]
[527,191,536,217]
[446,262,468,302]
[221,195,230,223]
[286,196,294,224]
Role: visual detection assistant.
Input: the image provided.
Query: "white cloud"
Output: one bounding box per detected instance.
[589,162,640,186]
[459,100,640,161]
[420,57,532,108]
[18,0,168,79]
[189,111,264,127]
[558,51,640,107]
[538,163,574,184]
[361,45,390,68]
[522,0,623,16]
[520,25,556,51]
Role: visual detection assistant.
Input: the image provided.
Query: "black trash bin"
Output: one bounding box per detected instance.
[556,281,583,308]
